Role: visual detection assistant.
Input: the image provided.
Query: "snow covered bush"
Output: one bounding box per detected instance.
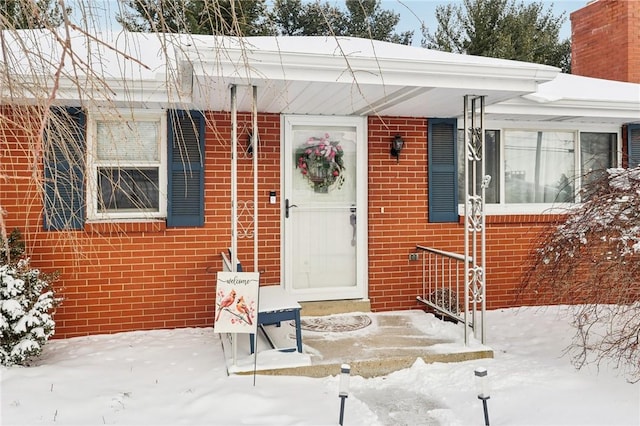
[1,229,59,366]
[523,167,640,382]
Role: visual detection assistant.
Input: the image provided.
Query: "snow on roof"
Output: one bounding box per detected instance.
[1,29,169,80]
[0,30,556,83]
[182,33,560,89]
[205,34,558,70]
[1,29,636,123]
[487,73,640,124]
[529,73,640,104]
[0,29,179,106]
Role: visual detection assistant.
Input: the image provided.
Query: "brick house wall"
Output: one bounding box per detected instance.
[571,0,640,83]
[1,106,559,338]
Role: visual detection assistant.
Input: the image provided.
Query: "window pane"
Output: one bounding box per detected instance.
[505,131,575,203]
[580,133,617,200]
[97,121,159,161]
[457,130,500,204]
[98,168,159,211]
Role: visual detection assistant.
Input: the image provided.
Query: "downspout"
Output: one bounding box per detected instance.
[252,86,258,272]
[231,85,238,274]
[463,97,470,345]
[230,84,238,364]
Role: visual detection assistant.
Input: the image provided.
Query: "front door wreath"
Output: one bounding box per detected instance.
[295,133,345,193]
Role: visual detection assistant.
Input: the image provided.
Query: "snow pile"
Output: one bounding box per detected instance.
[1,306,639,425]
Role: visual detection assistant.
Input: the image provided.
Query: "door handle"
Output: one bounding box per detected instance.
[350,205,356,246]
[285,199,298,218]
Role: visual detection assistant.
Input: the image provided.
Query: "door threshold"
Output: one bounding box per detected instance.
[299,299,371,316]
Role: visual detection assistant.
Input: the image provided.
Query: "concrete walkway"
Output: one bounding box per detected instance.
[221,310,492,378]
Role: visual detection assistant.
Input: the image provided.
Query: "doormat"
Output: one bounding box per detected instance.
[299,314,372,332]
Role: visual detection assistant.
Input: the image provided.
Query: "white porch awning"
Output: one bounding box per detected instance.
[182,35,559,118]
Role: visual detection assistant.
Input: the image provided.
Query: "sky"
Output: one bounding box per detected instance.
[84,1,588,42]
[384,0,588,44]
[2,305,639,425]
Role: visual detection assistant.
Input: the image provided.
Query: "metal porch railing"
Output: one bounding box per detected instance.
[415,245,468,323]
[416,95,488,345]
[416,245,484,345]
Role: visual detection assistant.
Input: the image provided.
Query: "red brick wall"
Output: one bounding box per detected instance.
[2,107,550,338]
[571,0,640,83]
[1,107,283,338]
[366,116,555,312]
[367,116,431,311]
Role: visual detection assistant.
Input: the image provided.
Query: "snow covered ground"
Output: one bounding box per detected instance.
[1,306,639,425]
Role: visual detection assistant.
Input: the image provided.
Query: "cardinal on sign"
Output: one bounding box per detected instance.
[215,289,236,322]
[236,296,252,325]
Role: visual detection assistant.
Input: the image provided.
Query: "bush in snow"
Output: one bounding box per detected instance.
[523,167,640,382]
[1,228,25,261]
[1,229,60,366]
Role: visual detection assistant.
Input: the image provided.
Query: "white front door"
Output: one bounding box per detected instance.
[282,115,367,301]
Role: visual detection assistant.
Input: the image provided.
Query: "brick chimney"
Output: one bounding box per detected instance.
[571,0,640,83]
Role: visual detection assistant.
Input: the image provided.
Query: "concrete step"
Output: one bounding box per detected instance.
[222,310,493,378]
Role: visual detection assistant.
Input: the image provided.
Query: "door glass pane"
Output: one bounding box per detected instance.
[292,127,356,202]
[290,125,357,290]
[504,131,575,203]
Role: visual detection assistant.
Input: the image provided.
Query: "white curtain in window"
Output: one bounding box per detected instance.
[97,121,159,162]
[504,131,575,203]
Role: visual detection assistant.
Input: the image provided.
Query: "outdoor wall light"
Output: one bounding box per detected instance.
[474,367,491,426]
[338,363,351,425]
[390,134,404,163]
[247,131,259,158]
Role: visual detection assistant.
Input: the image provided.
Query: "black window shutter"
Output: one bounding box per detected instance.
[43,107,86,231]
[167,109,205,227]
[428,118,458,223]
[628,124,640,168]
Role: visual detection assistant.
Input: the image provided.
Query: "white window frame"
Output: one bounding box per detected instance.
[86,109,167,221]
[458,120,621,215]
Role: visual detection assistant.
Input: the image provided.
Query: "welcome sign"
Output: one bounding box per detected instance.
[214,272,259,334]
